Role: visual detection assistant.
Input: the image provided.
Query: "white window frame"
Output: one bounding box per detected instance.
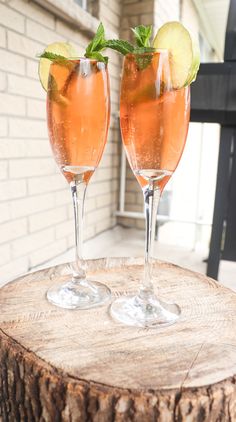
[35,0,99,36]
[74,0,87,11]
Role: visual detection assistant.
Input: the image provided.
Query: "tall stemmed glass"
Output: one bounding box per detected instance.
[110,50,190,327]
[46,58,111,309]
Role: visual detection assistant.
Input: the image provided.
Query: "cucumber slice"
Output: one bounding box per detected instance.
[153,21,200,89]
[185,36,200,84]
[38,42,77,91]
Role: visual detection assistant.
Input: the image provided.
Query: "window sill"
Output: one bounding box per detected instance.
[35,0,99,37]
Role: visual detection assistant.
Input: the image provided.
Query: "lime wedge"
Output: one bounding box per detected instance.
[38,42,77,91]
[153,21,200,89]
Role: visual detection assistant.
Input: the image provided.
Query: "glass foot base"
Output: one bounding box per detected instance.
[110,295,181,328]
[47,278,111,309]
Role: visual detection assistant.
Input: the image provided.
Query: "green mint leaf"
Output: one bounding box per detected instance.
[92,22,105,48]
[103,39,134,55]
[131,25,153,48]
[86,23,105,55]
[38,51,69,63]
[87,52,108,64]
[85,23,108,62]
[131,28,143,47]
[38,51,75,72]
[85,23,105,55]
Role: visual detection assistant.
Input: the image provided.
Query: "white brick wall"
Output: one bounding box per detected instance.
[0,3,25,33]
[0,180,27,201]
[0,218,27,244]
[0,93,26,116]
[0,0,121,284]
[0,244,11,267]
[12,227,55,258]
[0,49,25,74]
[10,0,55,29]
[0,161,8,180]
[0,203,11,224]
[0,71,7,91]
[8,74,43,98]
[0,117,8,136]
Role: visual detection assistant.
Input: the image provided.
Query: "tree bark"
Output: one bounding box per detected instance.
[1,257,236,421]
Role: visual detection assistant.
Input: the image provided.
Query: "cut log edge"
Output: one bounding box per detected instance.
[1,328,236,397]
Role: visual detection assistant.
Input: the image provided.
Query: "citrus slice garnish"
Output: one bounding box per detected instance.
[153,21,200,89]
[38,42,77,91]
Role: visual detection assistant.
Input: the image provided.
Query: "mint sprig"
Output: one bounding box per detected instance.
[85,23,108,63]
[101,25,155,69]
[131,25,152,48]
[102,26,155,57]
[130,25,156,69]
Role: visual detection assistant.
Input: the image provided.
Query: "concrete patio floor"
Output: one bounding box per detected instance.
[40,226,236,292]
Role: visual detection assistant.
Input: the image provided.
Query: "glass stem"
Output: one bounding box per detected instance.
[70,180,87,280]
[140,181,160,299]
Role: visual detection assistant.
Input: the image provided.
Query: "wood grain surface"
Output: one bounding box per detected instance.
[1,257,236,421]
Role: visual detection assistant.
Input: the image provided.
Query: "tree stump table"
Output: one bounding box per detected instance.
[1,257,236,421]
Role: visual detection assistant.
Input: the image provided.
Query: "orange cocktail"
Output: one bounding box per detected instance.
[47,59,110,184]
[120,51,190,191]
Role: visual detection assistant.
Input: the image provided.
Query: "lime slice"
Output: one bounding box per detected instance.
[38,42,77,91]
[153,21,200,89]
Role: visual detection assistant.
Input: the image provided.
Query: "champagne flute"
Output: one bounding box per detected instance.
[46,58,111,309]
[110,50,190,327]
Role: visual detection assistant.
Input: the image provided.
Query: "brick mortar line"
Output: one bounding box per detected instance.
[0,159,119,169]
[3,92,46,103]
[0,191,66,201]
[0,68,36,84]
[7,71,47,85]
[2,113,45,120]
[0,153,119,160]
[6,116,47,122]
[0,178,119,186]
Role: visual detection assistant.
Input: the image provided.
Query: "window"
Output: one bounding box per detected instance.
[74,0,98,17]
[74,0,87,9]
